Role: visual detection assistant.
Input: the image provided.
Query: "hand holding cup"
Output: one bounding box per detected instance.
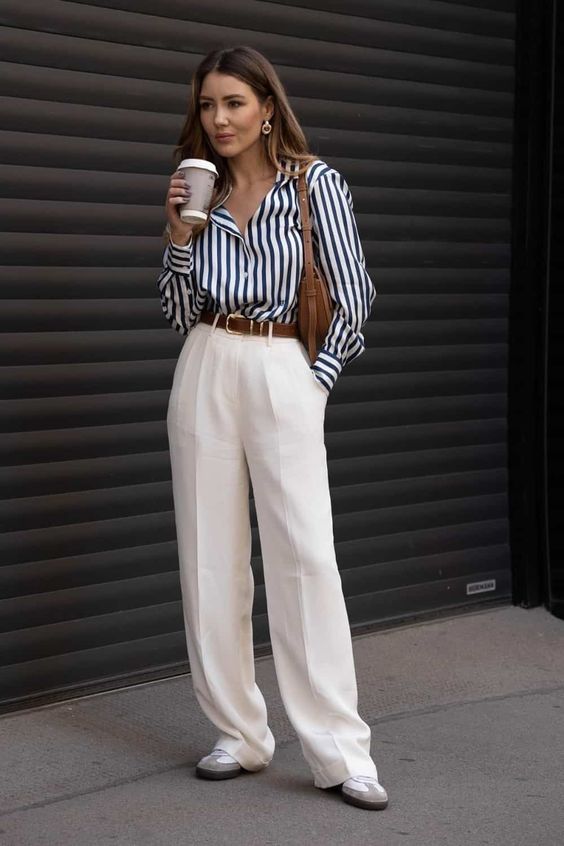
[166,171,195,246]
[165,159,219,245]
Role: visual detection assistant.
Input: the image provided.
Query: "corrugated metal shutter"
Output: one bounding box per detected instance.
[0,0,515,711]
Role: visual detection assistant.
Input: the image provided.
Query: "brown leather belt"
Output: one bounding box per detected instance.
[200,310,299,338]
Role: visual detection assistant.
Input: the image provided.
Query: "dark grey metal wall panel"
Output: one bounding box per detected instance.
[0,0,514,711]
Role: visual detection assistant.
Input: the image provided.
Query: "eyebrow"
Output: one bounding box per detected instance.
[198,94,245,101]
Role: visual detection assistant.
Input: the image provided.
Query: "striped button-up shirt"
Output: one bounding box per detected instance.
[156,157,375,394]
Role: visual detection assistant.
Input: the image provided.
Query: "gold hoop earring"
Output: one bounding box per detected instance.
[261,119,272,135]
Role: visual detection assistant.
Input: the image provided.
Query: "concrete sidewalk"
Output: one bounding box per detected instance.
[2,604,564,845]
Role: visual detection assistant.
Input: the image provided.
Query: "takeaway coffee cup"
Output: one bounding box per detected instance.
[177,158,219,224]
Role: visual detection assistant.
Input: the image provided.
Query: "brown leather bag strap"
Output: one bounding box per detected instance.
[297,168,318,360]
[297,170,315,295]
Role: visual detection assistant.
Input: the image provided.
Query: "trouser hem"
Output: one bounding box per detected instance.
[311,758,378,789]
[212,737,273,772]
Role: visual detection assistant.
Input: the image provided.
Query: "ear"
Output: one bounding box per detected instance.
[264,95,275,120]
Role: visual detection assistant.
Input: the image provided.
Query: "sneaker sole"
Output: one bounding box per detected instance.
[195,764,243,780]
[342,791,388,810]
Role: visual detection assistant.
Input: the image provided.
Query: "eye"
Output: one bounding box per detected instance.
[229,101,242,107]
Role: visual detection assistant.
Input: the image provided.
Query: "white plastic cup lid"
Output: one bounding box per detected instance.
[178,158,218,177]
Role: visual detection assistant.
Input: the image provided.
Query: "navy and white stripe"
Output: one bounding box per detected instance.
[156,157,375,394]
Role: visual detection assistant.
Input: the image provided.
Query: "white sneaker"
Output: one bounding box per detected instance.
[195,748,242,780]
[341,775,389,810]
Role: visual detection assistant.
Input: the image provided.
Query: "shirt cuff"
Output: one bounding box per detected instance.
[311,348,343,394]
[166,235,193,273]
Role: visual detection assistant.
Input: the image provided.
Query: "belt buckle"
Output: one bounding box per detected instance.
[225,313,244,335]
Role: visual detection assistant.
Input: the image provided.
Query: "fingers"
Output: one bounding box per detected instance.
[165,172,196,234]
[170,171,189,188]
[167,172,192,207]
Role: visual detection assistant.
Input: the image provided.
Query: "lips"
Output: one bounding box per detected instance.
[216,134,234,141]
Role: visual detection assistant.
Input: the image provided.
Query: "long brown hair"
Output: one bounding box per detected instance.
[165,45,317,240]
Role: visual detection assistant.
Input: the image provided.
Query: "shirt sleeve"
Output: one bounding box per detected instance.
[307,166,376,394]
[155,235,204,334]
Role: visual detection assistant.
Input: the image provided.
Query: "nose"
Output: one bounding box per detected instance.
[214,108,229,126]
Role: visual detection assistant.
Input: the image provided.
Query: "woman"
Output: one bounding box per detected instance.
[156,45,388,811]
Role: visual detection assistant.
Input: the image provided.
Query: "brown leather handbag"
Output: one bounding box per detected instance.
[296,168,334,363]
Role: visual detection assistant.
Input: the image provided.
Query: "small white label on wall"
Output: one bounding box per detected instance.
[466,579,497,595]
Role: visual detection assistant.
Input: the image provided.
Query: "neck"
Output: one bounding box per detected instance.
[227,146,276,189]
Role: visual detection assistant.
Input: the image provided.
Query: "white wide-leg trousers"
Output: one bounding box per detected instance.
[166,316,378,788]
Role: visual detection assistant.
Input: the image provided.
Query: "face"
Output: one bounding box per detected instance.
[198,71,273,159]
